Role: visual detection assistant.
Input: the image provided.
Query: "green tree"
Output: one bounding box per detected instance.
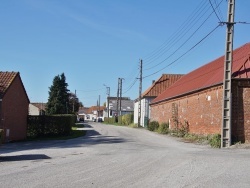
[68,92,80,114]
[46,73,69,114]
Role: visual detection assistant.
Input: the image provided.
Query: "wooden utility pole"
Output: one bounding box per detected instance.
[138,59,143,127]
[221,0,235,147]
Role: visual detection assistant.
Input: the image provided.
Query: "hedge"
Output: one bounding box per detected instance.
[27,114,76,138]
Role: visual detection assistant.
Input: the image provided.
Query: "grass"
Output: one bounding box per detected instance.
[26,124,86,141]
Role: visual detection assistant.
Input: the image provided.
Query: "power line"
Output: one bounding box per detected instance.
[209,0,222,22]
[143,24,221,79]
[144,7,218,71]
[143,1,210,66]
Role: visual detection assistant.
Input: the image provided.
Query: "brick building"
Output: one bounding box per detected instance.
[0,72,30,142]
[134,74,183,127]
[150,43,250,143]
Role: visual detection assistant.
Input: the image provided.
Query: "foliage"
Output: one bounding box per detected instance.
[68,92,80,114]
[208,134,221,148]
[121,114,134,125]
[104,117,116,124]
[128,123,138,128]
[46,73,70,115]
[148,121,159,131]
[171,120,189,137]
[27,115,76,138]
[157,122,169,134]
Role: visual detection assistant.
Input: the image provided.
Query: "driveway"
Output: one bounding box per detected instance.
[1,122,250,188]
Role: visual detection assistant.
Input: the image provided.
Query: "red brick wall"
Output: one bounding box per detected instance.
[1,75,29,142]
[151,86,223,135]
[151,80,250,143]
[232,80,250,142]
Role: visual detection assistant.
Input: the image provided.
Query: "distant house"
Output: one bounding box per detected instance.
[29,103,46,115]
[104,97,134,118]
[0,72,30,142]
[85,106,105,121]
[77,106,89,121]
[150,43,250,143]
[134,74,183,127]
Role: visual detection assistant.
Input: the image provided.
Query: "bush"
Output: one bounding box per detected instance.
[208,134,221,148]
[148,121,159,131]
[27,114,76,138]
[157,122,169,134]
[121,114,134,125]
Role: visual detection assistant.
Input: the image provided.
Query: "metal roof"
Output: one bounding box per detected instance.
[152,42,250,104]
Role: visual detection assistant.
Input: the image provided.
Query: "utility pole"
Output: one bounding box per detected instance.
[73,89,76,113]
[221,0,235,147]
[119,78,124,116]
[98,95,100,118]
[116,78,120,119]
[104,85,110,119]
[138,59,143,127]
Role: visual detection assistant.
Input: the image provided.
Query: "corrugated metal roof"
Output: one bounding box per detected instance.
[142,74,184,98]
[152,42,250,104]
[0,71,19,98]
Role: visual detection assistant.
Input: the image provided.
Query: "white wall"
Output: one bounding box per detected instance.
[134,98,152,127]
[29,104,40,115]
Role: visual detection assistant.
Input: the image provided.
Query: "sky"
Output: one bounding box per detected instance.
[1,0,250,107]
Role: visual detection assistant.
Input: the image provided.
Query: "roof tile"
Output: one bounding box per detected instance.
[152,42,250,104]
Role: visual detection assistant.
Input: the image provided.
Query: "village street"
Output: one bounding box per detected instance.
[1,122,250,188]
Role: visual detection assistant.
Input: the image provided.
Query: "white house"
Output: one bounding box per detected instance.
[134,74,183,127]
[29,103,46,115]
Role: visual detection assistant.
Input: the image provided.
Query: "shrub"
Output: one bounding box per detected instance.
[122,114,134,125]
[129,123,138,128]
[148,121,159,131]
[27,114,76,138]
[157,122,169,134]
[208,134,221,148]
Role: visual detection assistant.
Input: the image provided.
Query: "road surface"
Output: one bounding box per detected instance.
[1,122,250,188]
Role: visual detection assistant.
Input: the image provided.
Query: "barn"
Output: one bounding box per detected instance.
[150,43,250,143]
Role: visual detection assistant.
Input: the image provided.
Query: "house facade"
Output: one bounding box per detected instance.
[29,103,46,115]
[0,72,30,142]
[150,43,250,143]
[134,74,183,127]
[84,106,105,121]
[104,97,134,118]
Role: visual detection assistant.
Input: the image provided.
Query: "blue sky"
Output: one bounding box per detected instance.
[1,0,250,107]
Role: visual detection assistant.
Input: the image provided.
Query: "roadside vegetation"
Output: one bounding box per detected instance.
[25,73,86,142]
[26,122,86,141]
[103,114,221,148]
[147,120,221,148]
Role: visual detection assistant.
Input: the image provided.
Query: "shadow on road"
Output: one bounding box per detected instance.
[0,123,127,154]
[0,154,51,162]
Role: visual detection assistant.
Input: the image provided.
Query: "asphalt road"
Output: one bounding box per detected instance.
[1,122,250,188]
